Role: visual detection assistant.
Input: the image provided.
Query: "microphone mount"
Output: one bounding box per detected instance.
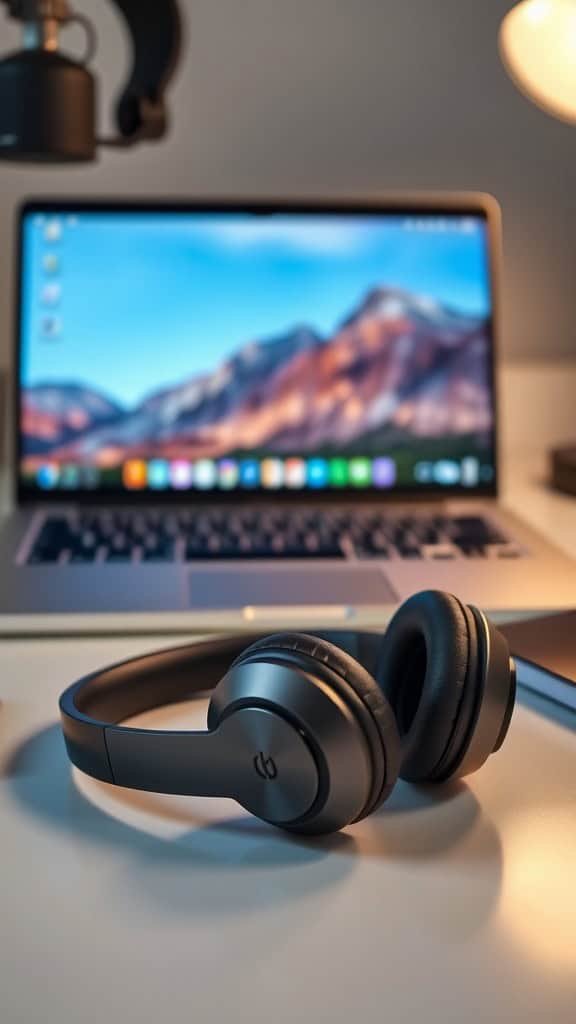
[0,0,182,161]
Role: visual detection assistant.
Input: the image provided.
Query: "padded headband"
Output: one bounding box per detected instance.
[64,629,384,725]
[67,635,261,724]
[59,629,384,785]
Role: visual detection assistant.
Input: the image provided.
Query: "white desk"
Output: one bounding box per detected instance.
[1,634,575,1023]
[1,427,575,1022]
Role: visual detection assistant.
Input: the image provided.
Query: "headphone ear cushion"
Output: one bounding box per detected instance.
[233,633,401,816]
[375,590,472,782]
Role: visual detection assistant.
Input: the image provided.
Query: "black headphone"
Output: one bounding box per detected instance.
[59,590,516,835]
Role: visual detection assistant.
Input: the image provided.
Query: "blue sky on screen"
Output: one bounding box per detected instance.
[21,212,491,408]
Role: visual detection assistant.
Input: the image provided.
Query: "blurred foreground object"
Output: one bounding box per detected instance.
[0,0,182,162]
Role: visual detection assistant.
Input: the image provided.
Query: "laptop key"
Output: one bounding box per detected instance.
[142,551,174,562]
[494,545,523,559]
[28,548,61,564]
[142,540,176,561]
[450,516,506,544]
[70,550,97,563]
[413,531,438,546]
[395,545,422,559]
[184,541,344,560]
[356,529,390,558]
[357,544,390,559]
[423,544,456,560]
[458,545,487,558]
[104,551,133,562]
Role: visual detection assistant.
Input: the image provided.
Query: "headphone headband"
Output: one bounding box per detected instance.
[59,629,383,789]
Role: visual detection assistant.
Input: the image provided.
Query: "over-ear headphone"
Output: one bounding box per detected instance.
[59,590,516,835]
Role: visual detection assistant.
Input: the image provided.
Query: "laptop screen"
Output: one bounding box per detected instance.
[17,202,497,500]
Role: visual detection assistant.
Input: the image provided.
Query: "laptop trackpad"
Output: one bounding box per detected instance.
[187,566,397,609]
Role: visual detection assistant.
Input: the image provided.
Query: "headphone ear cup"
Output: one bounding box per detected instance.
[227,633,401,820]
[376,590,515,784]
[376,591,470,782]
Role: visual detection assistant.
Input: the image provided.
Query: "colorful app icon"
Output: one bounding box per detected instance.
[82,466,100,489]
[329,458,349,487]
[123,459,147,490]
[194,459,217,489]
[170,460,193,489]
[40,315,62,339]
[60,464,80,489]
[372,457,396,488]
[284,457,306,489]
[461,456,480,488]
[461,218,477,235]
[414,461,433,484]
[148,459,170,490]
[44,219,62,242]
[433,460,461,486]
[349,457,371,487]
[218,459,239,489]
[307,458,329,488]
[41,282,61,306]
[240,459,260,488]
[261,458,284,489]
[36,463,59,489]
[43,252,60,274]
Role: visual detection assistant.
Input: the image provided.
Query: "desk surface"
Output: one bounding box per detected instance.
[1,637,575,1024]
[1,444,576,1023]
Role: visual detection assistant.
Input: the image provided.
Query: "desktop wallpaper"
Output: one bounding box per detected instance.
[19,211,495,492]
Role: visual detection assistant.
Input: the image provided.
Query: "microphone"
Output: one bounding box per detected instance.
[0,0,96,161]
[0,0,182,162]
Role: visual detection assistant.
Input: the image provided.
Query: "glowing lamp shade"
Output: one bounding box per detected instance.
[500,0,576,124]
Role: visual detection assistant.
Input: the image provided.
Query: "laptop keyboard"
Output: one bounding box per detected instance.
[24,508,522,565]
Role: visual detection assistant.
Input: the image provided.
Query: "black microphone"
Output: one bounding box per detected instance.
[0,0,182,163]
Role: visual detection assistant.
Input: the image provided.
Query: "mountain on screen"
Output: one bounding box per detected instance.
[22,383,123,455]
[21,286,492,463]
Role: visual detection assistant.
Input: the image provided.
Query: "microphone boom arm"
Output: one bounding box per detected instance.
[108,0,182,146]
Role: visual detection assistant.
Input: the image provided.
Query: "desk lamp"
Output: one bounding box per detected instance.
[500,0,576,495]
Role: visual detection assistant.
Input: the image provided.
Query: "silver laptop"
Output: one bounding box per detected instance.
[1,194,575,633]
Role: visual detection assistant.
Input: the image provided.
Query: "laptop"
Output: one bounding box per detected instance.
[1,194,575,634]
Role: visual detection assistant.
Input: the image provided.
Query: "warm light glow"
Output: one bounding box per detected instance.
[498,807,576,973]
[500,0,576,124]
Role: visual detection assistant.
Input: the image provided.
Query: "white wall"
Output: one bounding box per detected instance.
[1,0,575,366]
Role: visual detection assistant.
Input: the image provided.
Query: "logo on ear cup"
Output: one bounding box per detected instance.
[254,751,278,781]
